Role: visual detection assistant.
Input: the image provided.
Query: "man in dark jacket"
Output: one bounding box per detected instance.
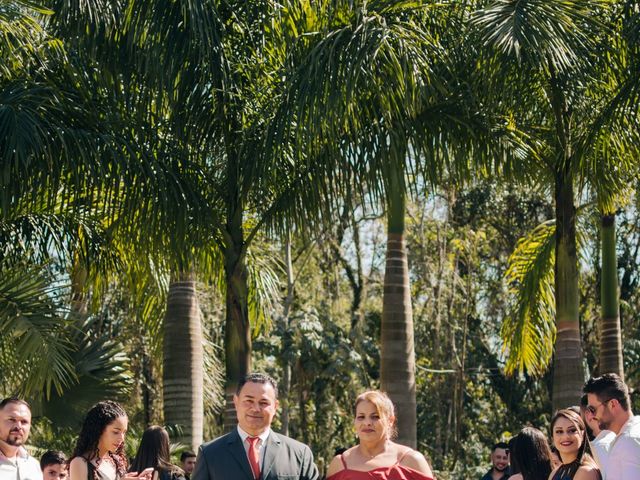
[480,442,511,480]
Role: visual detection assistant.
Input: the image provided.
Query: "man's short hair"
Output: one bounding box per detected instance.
[40,450,67,470]
[236,372,279,398]
[583,373,630,410]
[0,397,31,410]
[492,442,509,452]
[180,451,196,462]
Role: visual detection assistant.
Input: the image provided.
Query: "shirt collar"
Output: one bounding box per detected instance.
[237,425,270,444]
[618,414,640,435]
[0,446,29,461]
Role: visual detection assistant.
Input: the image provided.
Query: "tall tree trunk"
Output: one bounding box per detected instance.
[280,236,294,436]
[163,272,204,451]
[599,213,624,378]
[380,162,416,448]
[222,212,251,431]
[552,173,585,411]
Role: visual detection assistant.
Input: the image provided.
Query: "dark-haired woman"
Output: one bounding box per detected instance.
[548,409,601,480]
[130,426,185,480]
[69,401,152,480]
[508,427,552,480]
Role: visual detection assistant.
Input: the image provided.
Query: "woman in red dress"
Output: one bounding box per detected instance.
[327,391,434,480]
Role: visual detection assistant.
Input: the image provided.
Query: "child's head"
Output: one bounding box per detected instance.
[40,450,68,480]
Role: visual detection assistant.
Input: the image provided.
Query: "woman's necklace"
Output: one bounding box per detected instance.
[360,441,388,459]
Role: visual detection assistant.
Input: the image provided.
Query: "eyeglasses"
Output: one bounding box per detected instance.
[586,398,611,415]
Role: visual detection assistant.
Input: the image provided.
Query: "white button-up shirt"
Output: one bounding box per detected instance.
[604,415,640,480]
[237,426,271,470]
[0,447,42,480]
[591,429,616,478]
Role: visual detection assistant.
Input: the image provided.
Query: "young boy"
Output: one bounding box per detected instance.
[40,451,68,480]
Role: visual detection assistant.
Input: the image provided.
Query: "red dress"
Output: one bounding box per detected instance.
[327,453,434,480]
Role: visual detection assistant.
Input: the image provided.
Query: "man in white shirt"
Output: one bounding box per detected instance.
[584,373,640,480]
[580,394,615,476]
[0,398,42,480]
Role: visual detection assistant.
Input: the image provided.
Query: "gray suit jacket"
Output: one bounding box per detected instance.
[192,429,319,480]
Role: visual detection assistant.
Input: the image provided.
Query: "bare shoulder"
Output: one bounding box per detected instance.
[326,456,344,477]
[574,465,601,480]
[70,457,88,469]
[508,475,524,480]
[326,446,357,478]
[69,457,89,480]
[397,446,434,477]
[548,466,559,480]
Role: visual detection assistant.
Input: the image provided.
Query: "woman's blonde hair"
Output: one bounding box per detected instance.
[354,390,398,439]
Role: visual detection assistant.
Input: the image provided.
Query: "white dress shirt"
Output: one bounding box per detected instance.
[591,428,616,478]
[0,447,42,480]
[604,415,640,480]
[237,426,271,470]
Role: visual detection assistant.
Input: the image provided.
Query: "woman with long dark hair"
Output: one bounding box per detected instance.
[508,427,552,480]
[548,409,601,480]
[130,427,185,480]
[69,401,152,480]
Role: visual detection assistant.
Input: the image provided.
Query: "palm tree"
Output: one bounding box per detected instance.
[272,0,525,445]
[163,272,204,450]
[473,0,639,409]
[599,212,624,377]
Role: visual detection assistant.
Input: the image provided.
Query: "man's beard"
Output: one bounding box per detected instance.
[598,419,611,431]
[494,465,507,472]
[4,432,25,447]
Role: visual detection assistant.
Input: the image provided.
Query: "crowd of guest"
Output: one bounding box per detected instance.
[0,372,637,480]
[481,373,639,480]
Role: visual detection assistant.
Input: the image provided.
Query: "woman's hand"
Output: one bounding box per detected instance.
[124,468,154,480]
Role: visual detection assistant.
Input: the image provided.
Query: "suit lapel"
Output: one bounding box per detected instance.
[226,430,255,480]
[261,432,282,480]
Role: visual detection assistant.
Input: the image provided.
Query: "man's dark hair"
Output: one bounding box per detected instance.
[583,373,630,410]
[0,397,31,410]
[492,442,509,452]
[180,451,196,463]
[236,372,279,398]
[40,450,67,470]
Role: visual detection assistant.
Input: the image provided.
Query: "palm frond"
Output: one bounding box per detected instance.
[471,0,605,73]
[502,220,556,376]
[0,264,75,397]
[37,316,133,427]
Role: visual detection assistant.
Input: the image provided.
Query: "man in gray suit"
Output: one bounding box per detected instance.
[192,372,319,480]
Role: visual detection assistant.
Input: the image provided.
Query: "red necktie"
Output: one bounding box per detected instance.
[247,436,260,479]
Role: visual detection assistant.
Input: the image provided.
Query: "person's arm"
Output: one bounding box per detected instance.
[399,450,434,478]
[190,446,209,480]
[69,458,89,480]
[299,445,320,480]
[325,456,344,479]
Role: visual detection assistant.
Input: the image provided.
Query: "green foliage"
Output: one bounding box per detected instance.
[502,221,556,375]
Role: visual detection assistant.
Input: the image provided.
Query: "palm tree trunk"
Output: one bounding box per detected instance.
[163,271,204,451]
[599,213,624,378]
[552,173,585,411]
[380,163,416,448]
[279,236,295,436]
[222,219,252,431]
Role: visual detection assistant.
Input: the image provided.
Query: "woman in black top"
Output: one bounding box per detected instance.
[69,401,152,480]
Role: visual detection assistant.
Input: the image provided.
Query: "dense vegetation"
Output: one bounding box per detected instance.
[1,1,639,478]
